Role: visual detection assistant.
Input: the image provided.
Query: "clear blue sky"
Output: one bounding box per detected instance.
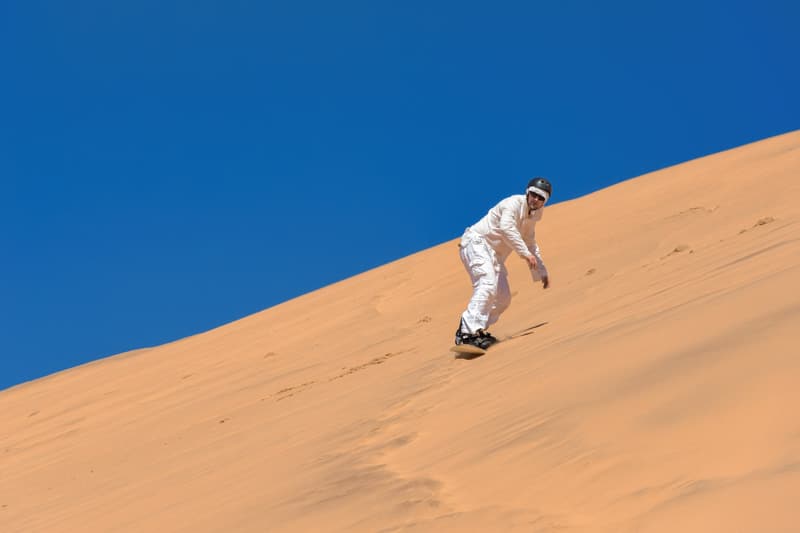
[2,1,798,390]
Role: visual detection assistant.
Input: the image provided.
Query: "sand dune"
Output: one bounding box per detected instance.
[2,130,799,532]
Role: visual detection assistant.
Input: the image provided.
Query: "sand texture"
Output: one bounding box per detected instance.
[2,130,799,532]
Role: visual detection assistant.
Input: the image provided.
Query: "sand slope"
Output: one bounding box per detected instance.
[2,131,799,532]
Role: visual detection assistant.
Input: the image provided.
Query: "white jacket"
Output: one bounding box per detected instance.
[464,194,548,280]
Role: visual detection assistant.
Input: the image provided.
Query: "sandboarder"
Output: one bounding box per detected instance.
[454,177,552,351]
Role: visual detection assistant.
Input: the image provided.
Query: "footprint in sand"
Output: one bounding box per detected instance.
[661,244,693,259]
[274,381,316,401]
[665,206,718,220]
[739,216,776,234]
[329,352,405,381]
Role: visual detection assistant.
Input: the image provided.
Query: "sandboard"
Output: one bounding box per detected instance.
[449,344,486,356]
[450,322,548,358]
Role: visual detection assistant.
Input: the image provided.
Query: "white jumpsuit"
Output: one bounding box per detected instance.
[459,194,548,334]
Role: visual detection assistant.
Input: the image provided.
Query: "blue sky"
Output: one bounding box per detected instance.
[2,0,798,390]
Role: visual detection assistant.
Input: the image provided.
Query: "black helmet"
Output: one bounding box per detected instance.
[526,177,552,201]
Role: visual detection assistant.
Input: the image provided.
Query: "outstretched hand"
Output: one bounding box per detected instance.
[526,255,549,288]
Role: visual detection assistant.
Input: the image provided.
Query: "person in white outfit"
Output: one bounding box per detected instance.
[455,177,552,350]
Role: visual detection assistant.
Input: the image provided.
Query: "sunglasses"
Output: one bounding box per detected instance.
[527,191,545,202]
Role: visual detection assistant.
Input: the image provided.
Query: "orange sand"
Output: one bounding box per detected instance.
[2,130,799,532]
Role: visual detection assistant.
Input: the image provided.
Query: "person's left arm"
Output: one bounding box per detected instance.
[525,219,549,288]
[529,238,549,288]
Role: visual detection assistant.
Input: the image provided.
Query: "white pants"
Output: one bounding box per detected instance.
[459,231,511,334]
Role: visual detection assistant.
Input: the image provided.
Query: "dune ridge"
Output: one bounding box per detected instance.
[2,130,799,532]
